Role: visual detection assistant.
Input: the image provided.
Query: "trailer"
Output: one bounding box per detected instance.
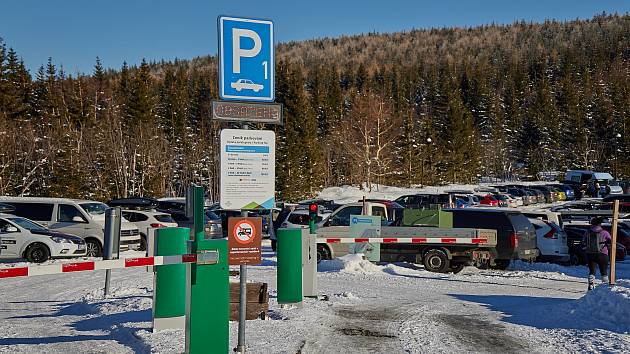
[315,202,498,273]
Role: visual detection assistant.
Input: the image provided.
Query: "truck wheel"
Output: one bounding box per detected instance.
[490,259,510,270]
[25,243,50,263]
[85,239,102,257]
[317,245,331,263]
[423,249,450,273]
[449,263,465,274]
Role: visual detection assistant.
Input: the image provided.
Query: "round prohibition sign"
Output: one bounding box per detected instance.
[233,220,257,245]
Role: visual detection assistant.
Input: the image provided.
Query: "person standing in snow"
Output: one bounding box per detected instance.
[583,217,612,290]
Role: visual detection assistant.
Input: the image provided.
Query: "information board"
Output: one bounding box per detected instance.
[220,129,275,210]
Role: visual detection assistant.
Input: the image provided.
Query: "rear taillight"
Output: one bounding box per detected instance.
[151,223,166,228]
[511,233,519,249]
[543,228,557,239]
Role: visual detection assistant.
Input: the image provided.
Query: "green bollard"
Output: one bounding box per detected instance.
[185,239,229,354]
[153,227,189,331]
[277,228,303,305]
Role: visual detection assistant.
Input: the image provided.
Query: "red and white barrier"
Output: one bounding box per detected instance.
[0,254,197,279]
[318,237,488,244]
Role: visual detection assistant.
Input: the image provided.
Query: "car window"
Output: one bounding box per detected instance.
[373,206,387,220]
[3,202,54,221]
[79,202,108,215]
[0,219,19,233]
[59,204,88,223]
[288,213,310,225]
[6,217,47,231]
[330,206,363,226]
[122,212,136,222]
[507,213,532,232]
[155,214,175,223]
[134,213,149,222]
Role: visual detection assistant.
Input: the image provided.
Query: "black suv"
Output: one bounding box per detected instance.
[446,208,538,269]
[394,193,450,210]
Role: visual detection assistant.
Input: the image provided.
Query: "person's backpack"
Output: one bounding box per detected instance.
[585,229,606,254]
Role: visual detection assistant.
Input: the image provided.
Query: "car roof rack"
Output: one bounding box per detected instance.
[107,197,159,210]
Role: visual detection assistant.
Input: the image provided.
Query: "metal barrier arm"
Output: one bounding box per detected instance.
[318,237,488,244]
[0,254,198,279]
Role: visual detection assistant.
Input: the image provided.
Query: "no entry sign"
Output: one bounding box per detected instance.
[228,217,262,265]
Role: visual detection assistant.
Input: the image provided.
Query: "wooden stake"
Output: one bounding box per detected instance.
[610,200,619,285]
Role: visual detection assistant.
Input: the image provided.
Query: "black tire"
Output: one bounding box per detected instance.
[490,259,511,270]
[271,239,277,252]
[85,239,103,257]
[25,243,50,263]
[423,249,450,273]
[138,234,147,252]
[449,263,465,274]
[317,245,331,263]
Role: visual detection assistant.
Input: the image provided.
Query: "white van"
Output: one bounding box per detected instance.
[565,170,622,194]
[0,197,140,257]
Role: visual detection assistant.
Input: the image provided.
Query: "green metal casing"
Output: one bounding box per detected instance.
[277,228,303,304]
[185,239,229,354]
[154,227,188,319]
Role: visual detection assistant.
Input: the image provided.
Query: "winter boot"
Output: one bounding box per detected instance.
[601,276,609,285]
[588,275,596,291]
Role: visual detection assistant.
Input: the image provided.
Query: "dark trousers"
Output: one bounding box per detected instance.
[587,253,608,277]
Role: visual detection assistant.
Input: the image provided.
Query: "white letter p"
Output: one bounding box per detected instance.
[232,28,262,74]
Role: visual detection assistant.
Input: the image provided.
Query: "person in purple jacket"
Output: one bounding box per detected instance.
[583,217,612,290]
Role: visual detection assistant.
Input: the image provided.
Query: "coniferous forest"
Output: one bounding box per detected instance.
[2,14,630,202]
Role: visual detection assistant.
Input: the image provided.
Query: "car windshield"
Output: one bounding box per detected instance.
[79,202,108,215]
[6,217,47,231]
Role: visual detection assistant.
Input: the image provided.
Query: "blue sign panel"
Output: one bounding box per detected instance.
[219,16,274,102]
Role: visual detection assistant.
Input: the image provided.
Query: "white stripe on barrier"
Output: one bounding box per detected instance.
[0,254,197,279]
[95,259,125,270]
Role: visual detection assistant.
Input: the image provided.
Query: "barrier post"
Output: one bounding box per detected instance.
[153,227,188,331]
[277,228,302,305]
[302,228,318,298]
[103,207,121,297]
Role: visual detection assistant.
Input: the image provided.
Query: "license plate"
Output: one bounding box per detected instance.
[524,249,531,255]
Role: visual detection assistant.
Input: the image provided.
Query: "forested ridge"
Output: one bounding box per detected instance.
[2,13,630,202]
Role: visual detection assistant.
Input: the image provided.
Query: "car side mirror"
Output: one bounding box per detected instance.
[72,216,84,222]
[5,226,18,233]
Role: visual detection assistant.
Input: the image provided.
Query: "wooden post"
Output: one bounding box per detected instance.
[610,200,619,285]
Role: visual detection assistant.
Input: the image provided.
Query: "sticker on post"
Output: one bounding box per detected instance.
[228,217,262,265]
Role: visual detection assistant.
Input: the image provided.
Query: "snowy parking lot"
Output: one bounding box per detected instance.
[0,241,629,353]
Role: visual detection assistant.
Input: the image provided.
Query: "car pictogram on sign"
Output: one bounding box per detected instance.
[230,79,264,92]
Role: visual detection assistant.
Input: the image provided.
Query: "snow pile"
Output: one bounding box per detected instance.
[566,280,630,333]
[505,260,586,279]
[333,291,360,300]
[318,254,384,275]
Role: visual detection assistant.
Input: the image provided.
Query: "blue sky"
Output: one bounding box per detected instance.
[1,0,630,74]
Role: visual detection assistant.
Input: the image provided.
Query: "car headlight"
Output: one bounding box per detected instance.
[51,236,72,243]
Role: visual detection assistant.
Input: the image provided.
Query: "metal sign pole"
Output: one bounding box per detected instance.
[236,122,249,354]
[610,200,619,285]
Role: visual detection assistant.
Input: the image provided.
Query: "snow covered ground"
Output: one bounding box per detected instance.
[0,243,629,353]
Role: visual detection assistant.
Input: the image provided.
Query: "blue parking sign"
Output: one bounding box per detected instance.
[219,16,274,102]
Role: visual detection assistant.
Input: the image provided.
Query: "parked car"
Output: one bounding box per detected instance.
[121,210,178,250]
[555,184,575,200]
[0,197,140,257]
[394,193,451,209]
[526,188,546,204]
[477,194,499,207]
[447,208,539,269]
[528,219,570,263]
[507,188,531,206]
[527,186,555,203]
[565,170,623,195]
[491,193,510,208]
[0,213,86,263]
